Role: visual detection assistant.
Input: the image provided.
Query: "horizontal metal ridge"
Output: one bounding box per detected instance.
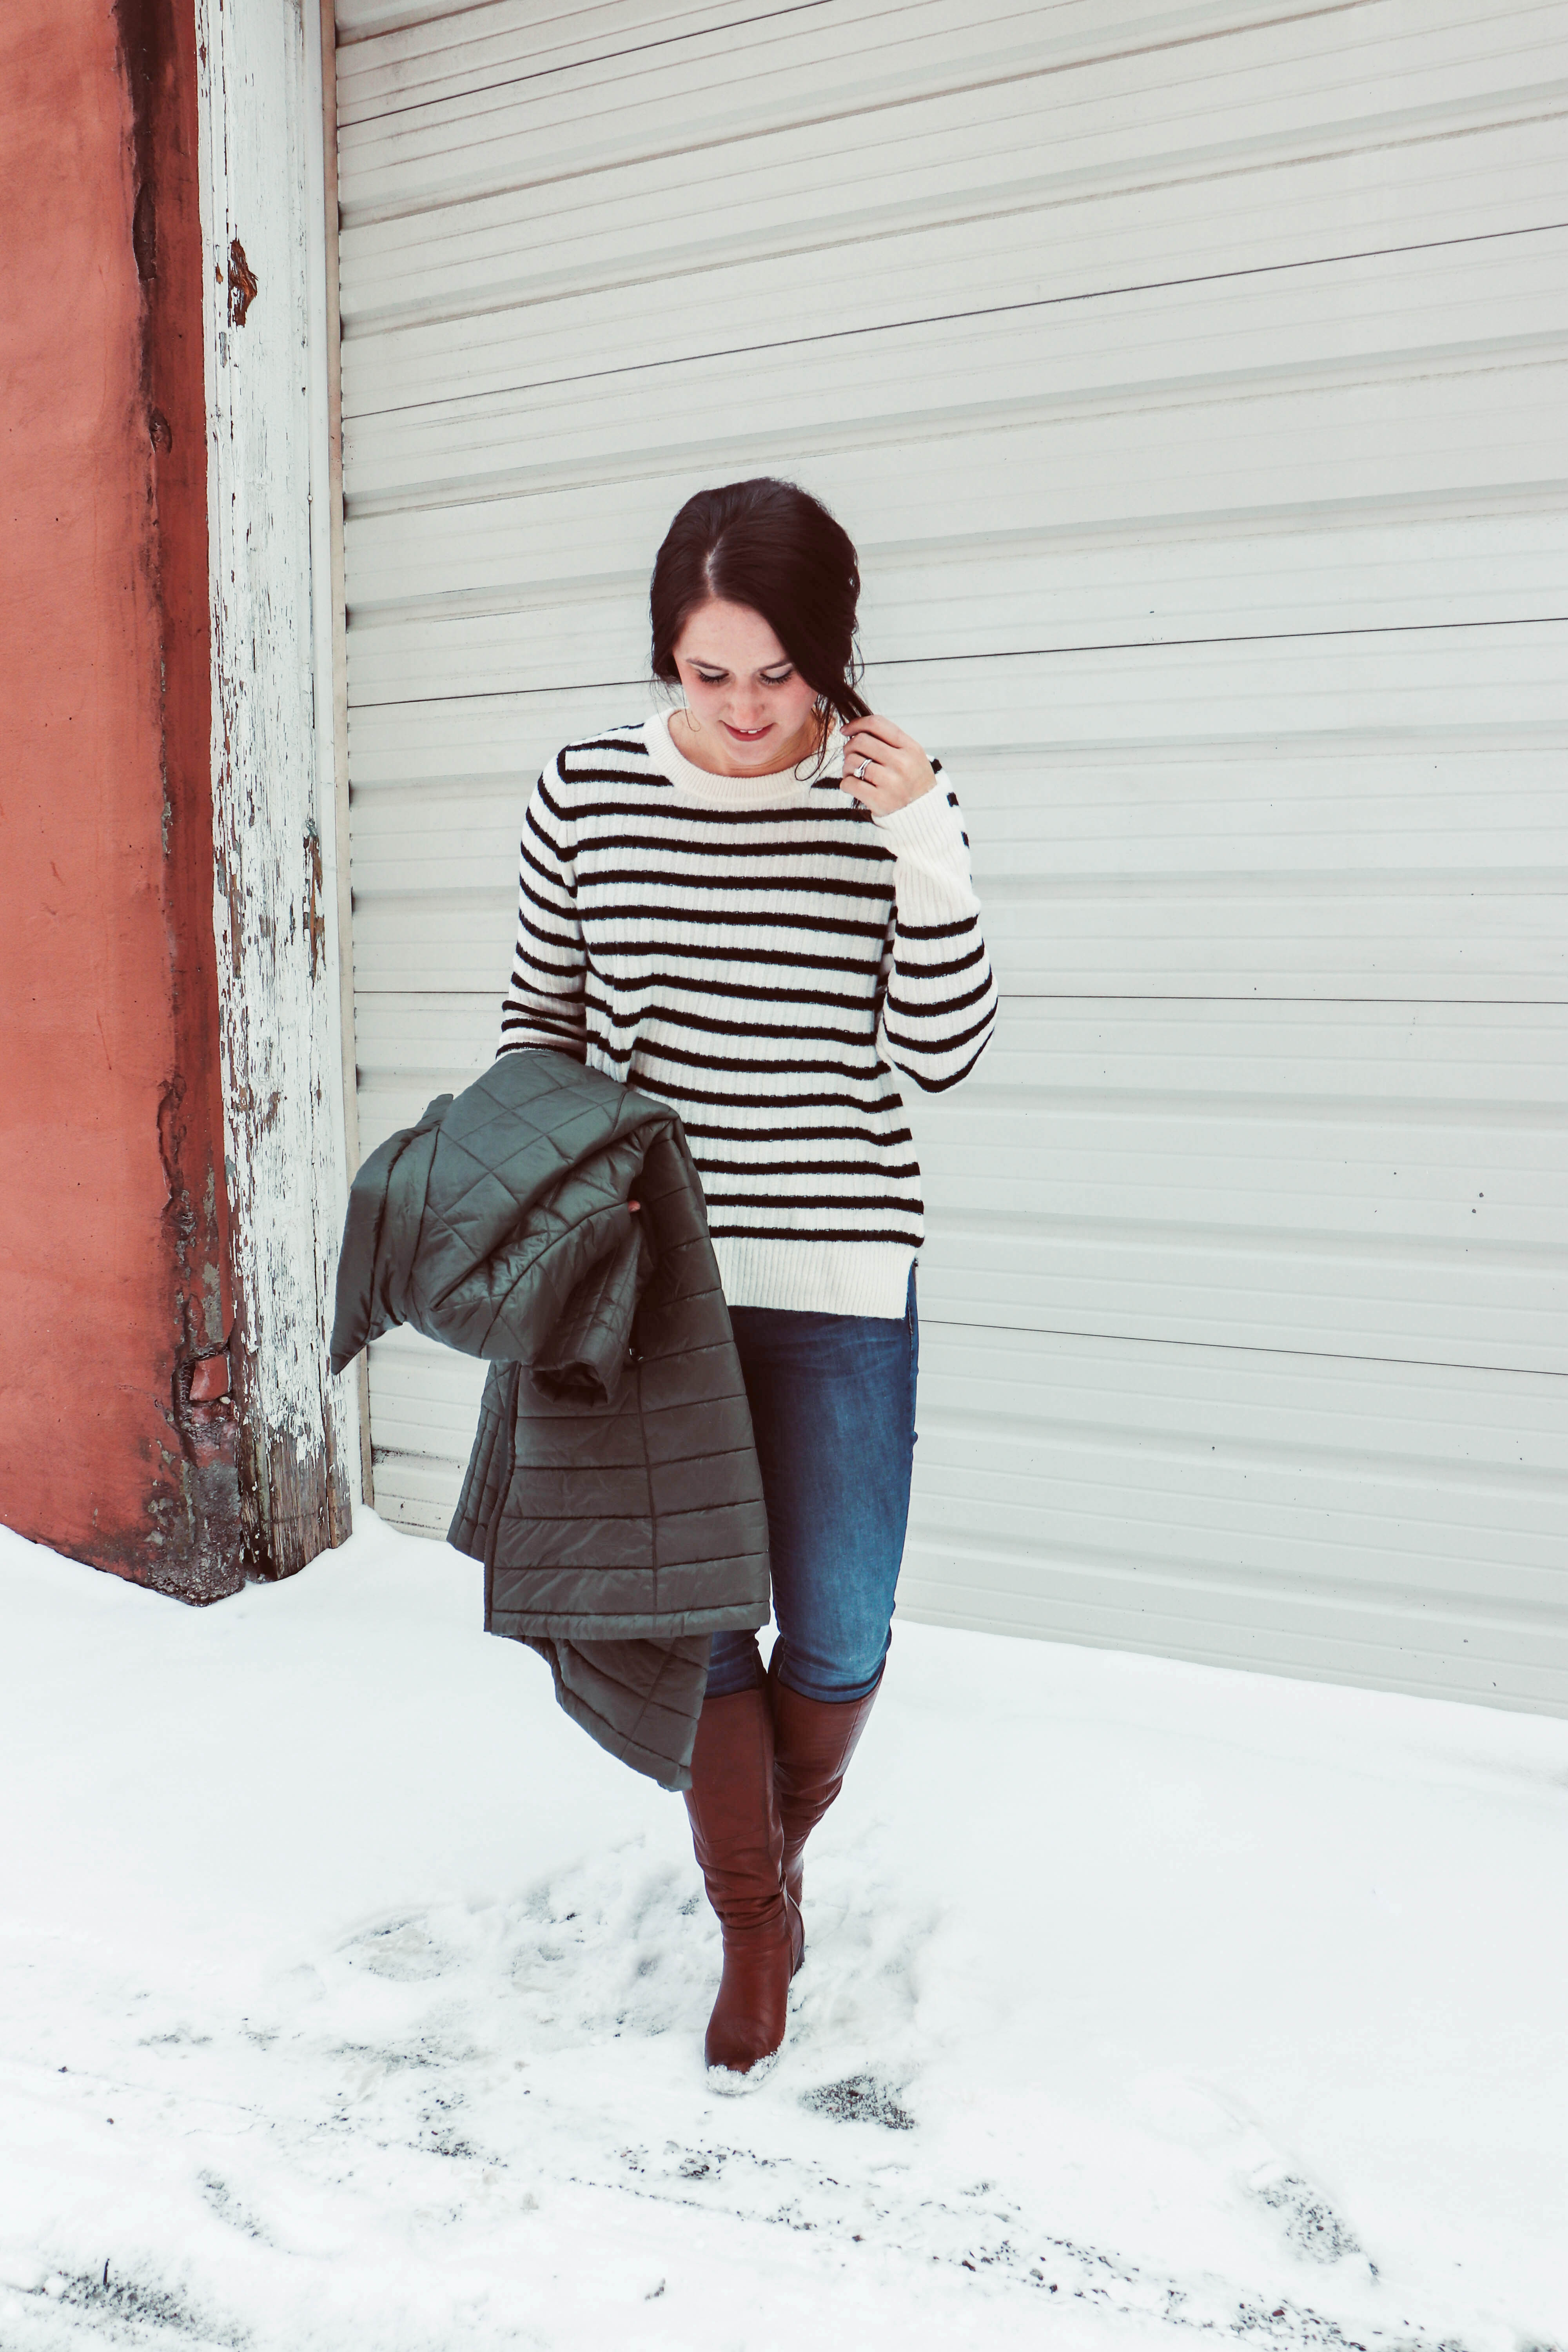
[914,1401,1568,1493]
[333,3,1497,227]
[340,333,1568,518]
[340,0,837,114]
[342,484,1568,626]
[338,85,1568,347]
[341,200,1568,353]
[344,616,1568,705]
[898,1527,1566,1631]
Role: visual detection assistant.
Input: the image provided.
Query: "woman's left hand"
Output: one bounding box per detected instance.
[838,715,937,814]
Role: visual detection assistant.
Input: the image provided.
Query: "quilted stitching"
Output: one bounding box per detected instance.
[330,1050,769,1790]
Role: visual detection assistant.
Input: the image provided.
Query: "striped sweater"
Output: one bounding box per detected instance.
[496,711,997,1317]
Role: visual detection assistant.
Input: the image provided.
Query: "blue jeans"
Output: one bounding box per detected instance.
[704,1273,919,1705]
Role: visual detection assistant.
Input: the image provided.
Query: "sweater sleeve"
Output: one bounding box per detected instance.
[496,761,588,1061]
[871,775,998,1094]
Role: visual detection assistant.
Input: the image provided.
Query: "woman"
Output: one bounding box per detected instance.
[497,477,996,2083]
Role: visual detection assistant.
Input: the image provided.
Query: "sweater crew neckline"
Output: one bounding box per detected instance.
[643,710,842,806]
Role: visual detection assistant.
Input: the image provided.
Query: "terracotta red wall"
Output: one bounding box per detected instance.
[0,0,243,1597]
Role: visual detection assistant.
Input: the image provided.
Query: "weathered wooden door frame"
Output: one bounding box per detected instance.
[192,0,363,1575]
[316,0,373,1512]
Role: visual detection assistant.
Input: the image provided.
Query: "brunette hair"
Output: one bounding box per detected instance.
[650,477,870,761]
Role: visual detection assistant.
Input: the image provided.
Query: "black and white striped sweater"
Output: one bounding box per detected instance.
[497,712,997,1317]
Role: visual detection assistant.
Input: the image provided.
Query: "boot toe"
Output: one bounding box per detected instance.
[704,2011,782,2076]
[706,2048,780,2094]
[703,1924,795,2079]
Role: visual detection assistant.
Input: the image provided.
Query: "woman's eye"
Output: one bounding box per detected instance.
[693,670,725,684]
[762,671,793,686]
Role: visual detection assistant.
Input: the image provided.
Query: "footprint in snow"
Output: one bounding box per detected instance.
[505,1844,711,2047]
[341,1916,448,1982]
[1248,2165,1368,2270]
[800,2073,916,2131]
[1129,2071,1376,2281]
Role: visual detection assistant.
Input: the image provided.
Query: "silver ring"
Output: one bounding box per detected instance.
[855,759,871,782]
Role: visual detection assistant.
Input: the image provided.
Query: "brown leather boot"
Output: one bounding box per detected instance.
[768,1654,880,1933]
[683,1686,802,2083]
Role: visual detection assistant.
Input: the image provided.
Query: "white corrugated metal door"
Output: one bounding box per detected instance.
[332,0,1568,1713]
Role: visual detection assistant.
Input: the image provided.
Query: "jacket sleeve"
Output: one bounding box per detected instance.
[497,758,588,1060]
[328,1101,447,1373]
[872,773,998,1093]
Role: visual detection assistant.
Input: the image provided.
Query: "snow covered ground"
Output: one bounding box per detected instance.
[2,1510,1564,2352]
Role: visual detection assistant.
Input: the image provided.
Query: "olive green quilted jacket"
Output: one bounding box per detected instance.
[329,1049,769,1789]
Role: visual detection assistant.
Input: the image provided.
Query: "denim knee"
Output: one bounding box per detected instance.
[703,1629,764,1700]
[770,1628,890,1707]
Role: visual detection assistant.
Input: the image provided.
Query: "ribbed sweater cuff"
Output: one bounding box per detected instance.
[871,782,967,855]
[870,784,978,922]
[713,1237,915,1319]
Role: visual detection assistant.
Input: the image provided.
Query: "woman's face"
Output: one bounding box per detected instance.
[669,598,823,772]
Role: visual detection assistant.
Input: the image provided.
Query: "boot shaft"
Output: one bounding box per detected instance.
[683,1686,787,1936]
[769,1658,880,1863]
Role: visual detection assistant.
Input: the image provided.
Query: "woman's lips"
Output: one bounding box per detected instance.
[724,722,771,741]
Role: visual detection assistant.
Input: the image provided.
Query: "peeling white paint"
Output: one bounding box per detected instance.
[196,0,356,1575]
